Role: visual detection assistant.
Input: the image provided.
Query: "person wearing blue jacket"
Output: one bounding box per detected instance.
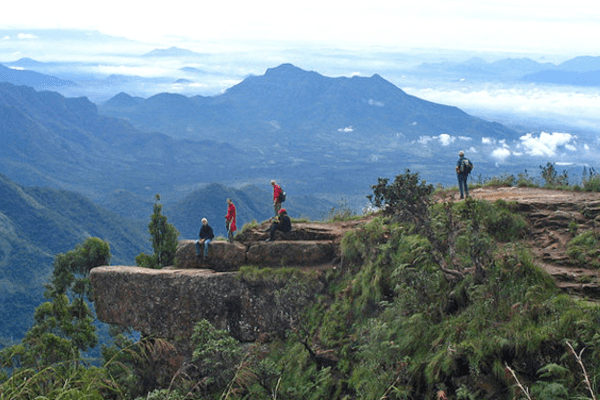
[196,218,215,259]
[456,150,472,199]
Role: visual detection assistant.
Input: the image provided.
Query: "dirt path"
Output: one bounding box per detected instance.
[449,187,600,299]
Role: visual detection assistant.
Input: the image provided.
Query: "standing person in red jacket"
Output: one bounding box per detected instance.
[271,180,283,216]
[225,198,236,243]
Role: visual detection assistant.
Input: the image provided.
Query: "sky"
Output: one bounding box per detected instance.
[3,0,600,56]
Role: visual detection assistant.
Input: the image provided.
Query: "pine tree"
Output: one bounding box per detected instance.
[136,194,179,269]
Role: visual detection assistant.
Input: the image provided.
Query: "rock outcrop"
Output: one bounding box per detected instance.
[91,266,326,343]
[91,219,365,361]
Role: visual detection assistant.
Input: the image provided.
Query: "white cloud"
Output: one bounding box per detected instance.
[417,133,461,146]
[565,144,577,151]
[438,133,455,146]
[17,33,37,40]
[368,99,384,106]
[518,131,575,157]
[491,147,511,161]
[338,126,354,133]
[481,137,495,145]
[92,64,174,78]
[403,85,600,132]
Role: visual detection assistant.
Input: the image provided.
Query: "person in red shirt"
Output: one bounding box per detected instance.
[225,198,236,243]
[271,180,283,216]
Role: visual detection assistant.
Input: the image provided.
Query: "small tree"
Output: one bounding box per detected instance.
[0,238,110,376]
[136,194,179,269]
[368,170,465,282]
[367,169,434,225]
[540,162,568,188]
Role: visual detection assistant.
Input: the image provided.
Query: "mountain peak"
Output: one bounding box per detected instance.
[142,47,202,58]
[266,63,303,73]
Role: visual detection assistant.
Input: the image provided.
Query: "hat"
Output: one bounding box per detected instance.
[459,151,464,156]
[279,208,286,214]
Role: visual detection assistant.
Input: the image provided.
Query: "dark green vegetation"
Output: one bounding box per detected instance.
[0,238,111,399]
[135,195,179,269]
[4,171,600,399]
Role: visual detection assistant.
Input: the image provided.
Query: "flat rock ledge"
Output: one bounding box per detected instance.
[91,222,347,358]
[91,266,325,344]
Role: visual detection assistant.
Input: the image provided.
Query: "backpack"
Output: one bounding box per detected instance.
[460,158,474,174]
[278,189,286,202]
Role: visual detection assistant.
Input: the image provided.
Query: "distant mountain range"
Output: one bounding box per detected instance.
[0,64,526,211]
[413,55,600,85]
[0,82,244,202]
[99,63,519,144]
[0,63,76,90]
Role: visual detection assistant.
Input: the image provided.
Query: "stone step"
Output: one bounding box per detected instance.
[245,240,337,267]
[176,238,338,271]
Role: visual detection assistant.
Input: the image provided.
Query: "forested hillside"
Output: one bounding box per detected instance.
[0,173,150,345]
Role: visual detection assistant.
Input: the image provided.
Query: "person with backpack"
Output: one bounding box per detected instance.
[271,180,284,216]
[225,198,236,243]
[456,150,473,199]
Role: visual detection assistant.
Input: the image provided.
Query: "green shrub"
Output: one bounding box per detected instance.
[483,173,516,187]
[582,167,600,192]
[567,230,600,268]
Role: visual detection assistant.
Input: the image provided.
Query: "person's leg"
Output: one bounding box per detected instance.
[457,175,464,198]
[274,201,281,216]
[204,239,211,257]
[464,177,469,197]
[195,240,202,256]
[268,224,277,241]
[228,229,234,243]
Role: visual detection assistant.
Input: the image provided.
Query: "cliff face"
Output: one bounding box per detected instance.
[90,219,362,358]
[91,266,325,343]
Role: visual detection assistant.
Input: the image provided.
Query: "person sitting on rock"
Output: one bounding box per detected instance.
[196,218,214,259]
[266,208,292,242]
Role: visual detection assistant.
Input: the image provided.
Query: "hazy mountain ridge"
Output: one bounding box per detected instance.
[0,82,246,202]
[0,63,76,90]
[99,63,519,145]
